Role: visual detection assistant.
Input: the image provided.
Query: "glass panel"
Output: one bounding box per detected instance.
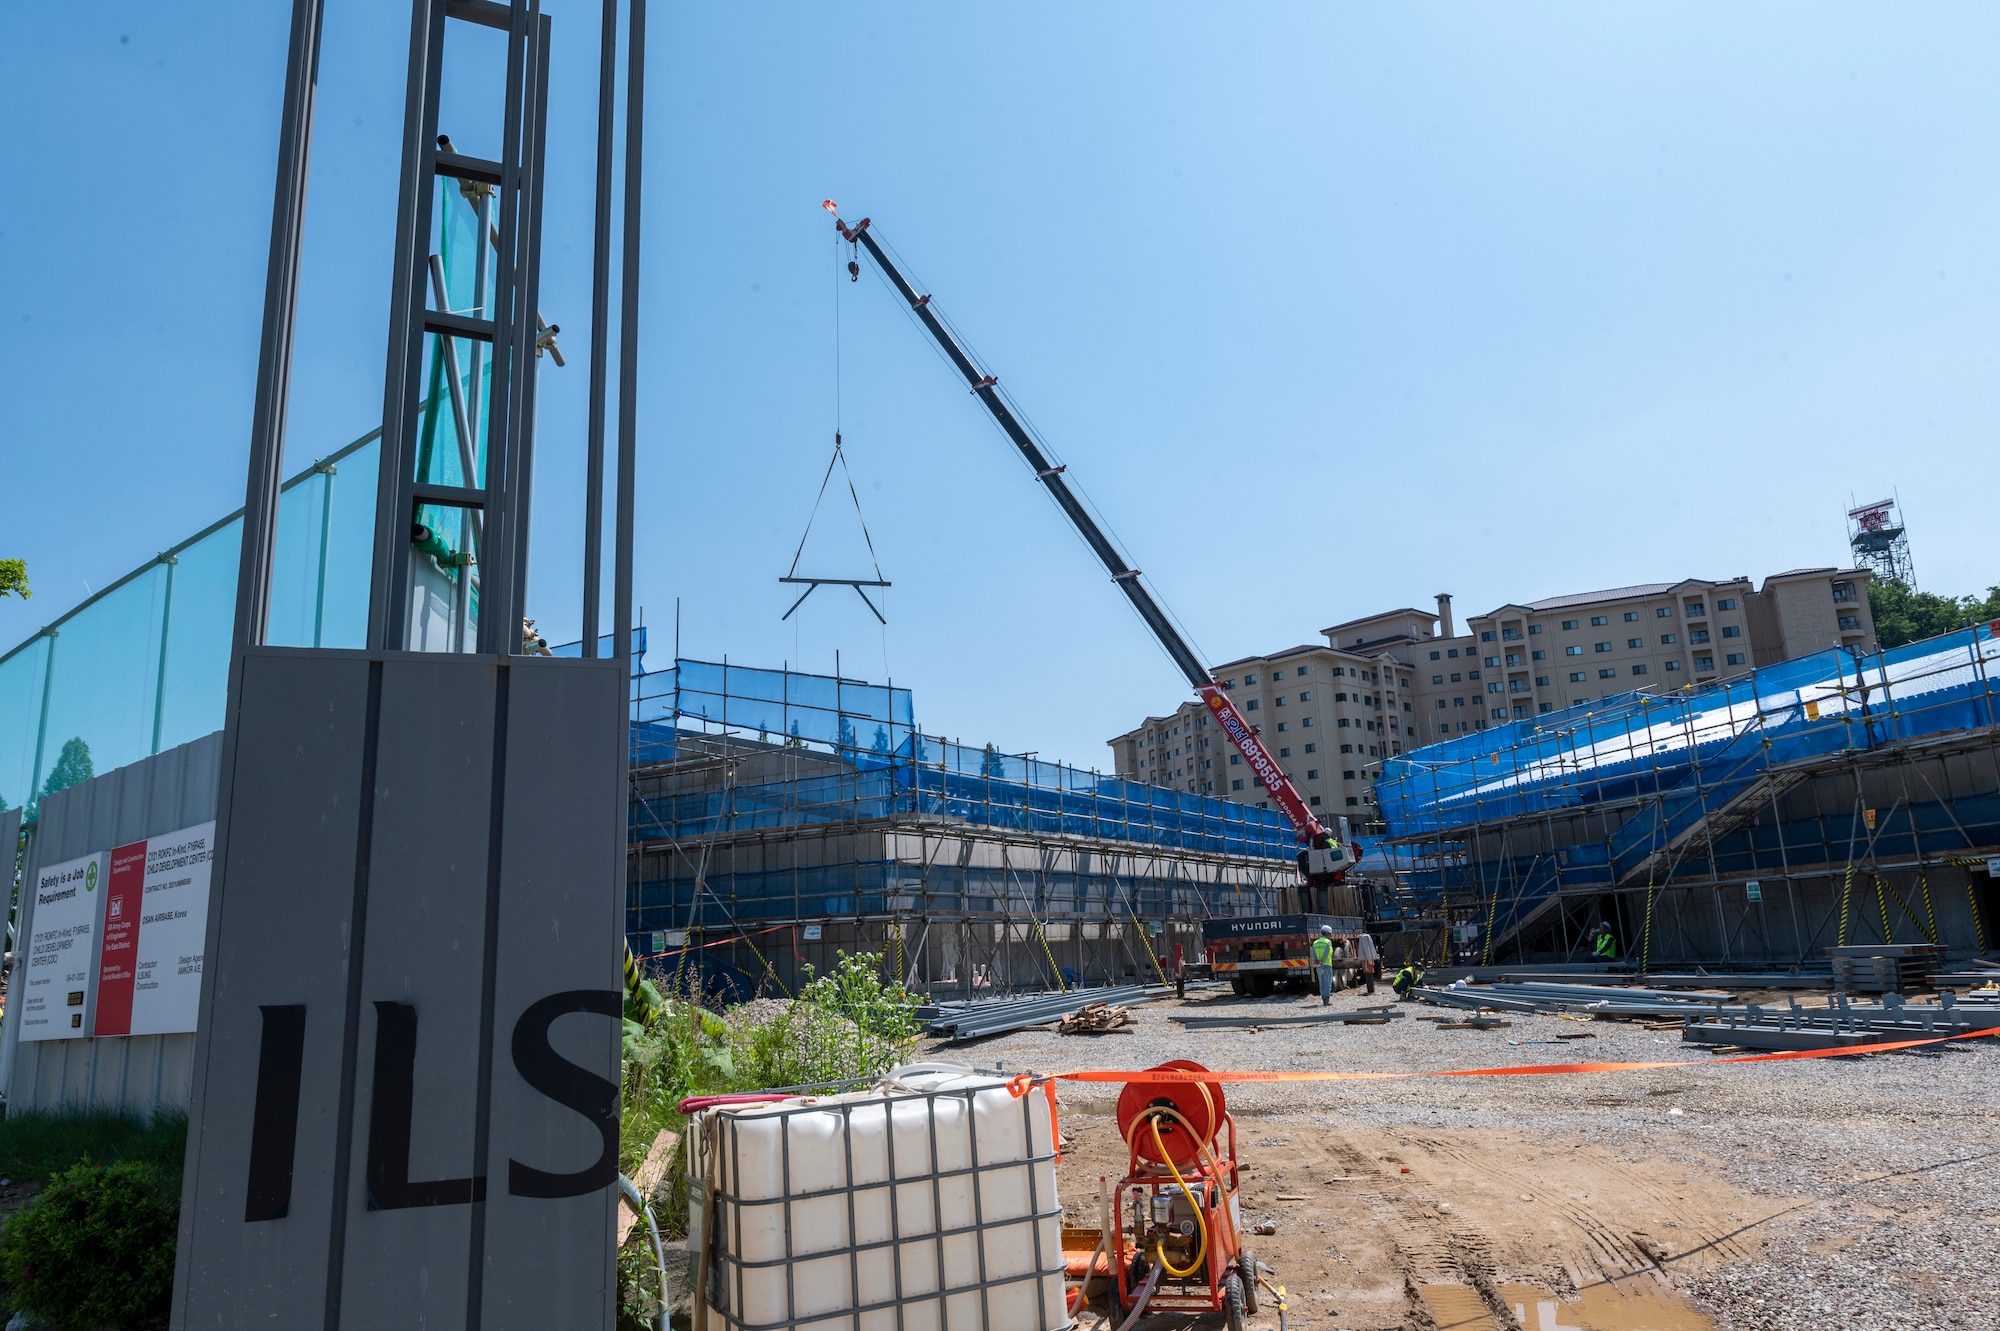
[267,469,329,649]
[317,440,379,648]
[154,519,240,754]
[0,637,50,814]
[32,565,169,801]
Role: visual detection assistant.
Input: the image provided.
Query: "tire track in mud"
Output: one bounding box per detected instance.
[1323,1137,1524,1331]
[1405,1132,1755,1286]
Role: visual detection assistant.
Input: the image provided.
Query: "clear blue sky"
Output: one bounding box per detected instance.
[4,3,1997,767]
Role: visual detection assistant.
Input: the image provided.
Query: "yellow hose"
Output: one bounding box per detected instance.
[1149,1118,1209,1278]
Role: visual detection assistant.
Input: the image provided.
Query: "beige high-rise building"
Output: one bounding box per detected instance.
[1108,568,1877,817]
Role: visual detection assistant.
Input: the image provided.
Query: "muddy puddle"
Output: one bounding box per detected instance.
[1420,1280,1716,1331]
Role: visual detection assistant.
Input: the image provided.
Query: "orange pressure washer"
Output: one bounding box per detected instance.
[1110,1059,1260,1330]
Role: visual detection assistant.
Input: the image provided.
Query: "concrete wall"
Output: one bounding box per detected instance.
[1,732,222,1118]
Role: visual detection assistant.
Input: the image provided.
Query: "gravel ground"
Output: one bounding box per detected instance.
[933,983,2000,1330]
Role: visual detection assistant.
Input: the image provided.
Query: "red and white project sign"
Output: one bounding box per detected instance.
[92,821,215,1037]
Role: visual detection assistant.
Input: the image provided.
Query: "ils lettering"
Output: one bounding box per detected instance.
[241,991,620,1222]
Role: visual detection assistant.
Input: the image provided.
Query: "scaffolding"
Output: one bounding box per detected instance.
[1377,624,2000,967]
[624,658,1298,997]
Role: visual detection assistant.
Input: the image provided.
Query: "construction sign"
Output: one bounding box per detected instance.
[19,850,108,1041]
[93,821,215,1037]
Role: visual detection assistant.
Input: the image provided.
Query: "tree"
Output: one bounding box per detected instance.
[980,742,1007,779]
[40,737,94,801]
[1868,579,2000,649]
[0,559,28,600]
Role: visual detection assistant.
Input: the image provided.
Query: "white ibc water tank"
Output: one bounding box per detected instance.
[687,1062,1069,1331]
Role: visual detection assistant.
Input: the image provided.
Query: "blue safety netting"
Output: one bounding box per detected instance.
[628,657,1297,860]
[1378,624,2000,885]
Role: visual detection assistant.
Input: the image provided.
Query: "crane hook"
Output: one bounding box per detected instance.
[848,259,860,282]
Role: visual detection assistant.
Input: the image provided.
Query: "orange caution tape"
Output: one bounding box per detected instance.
[1054,1024,2000,1085]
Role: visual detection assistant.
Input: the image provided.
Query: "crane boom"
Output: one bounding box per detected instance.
[828,203,1335,851]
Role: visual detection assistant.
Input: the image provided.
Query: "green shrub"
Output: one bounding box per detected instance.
[0,1158,179,1329]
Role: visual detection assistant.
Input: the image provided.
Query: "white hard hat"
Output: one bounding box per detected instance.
[1320,925,1333,935]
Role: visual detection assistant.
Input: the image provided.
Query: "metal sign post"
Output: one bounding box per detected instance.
[171,1,644,1327]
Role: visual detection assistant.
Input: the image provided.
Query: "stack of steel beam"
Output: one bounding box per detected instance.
[926,985,1152,1040]
[1827,944,1948,994]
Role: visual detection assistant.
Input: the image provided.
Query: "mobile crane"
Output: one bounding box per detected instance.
[828,203,1372,993]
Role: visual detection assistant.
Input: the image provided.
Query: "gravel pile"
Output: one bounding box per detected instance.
[944,984,2000,1330]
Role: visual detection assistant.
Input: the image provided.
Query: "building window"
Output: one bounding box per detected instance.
[1437,699,1448,709]
[1488,682,1503,694]
[1299,691,1311,701]
[1624,611,1640,622]
[1333,667,1345,676]
[1508,680,1528,694]
[1278,746,1291,757]
[1429,650,1441,660]
[1342,769,1356,779]
[1531,649,1546,660]
[1569,671,1587,682]
[1305,768,1318,779]
[1467,670,1480,680]
[1450,672,1462,682]
[1338,718,1349,727]
[1485,656,1501,668]
[1481,630,1496,641]
[1595,642,1612,653]
[1627,638,1644,649]
[1231,779,1244,791]
[1655,607,1670,618]
[1529,624,1543,635]
[1665,660,1682,671]
[1309,796,1322,806]
[1535,675,1550,686]
[1432,674,1444,684]
[1453,697,1465,707]
[1660,633,1676,644]
[1246,699,1259,710]
[1716,598,1736,611]
[1302,716,1314,727]
[1591,615,1608,626]
[1502,628,1522,641]
[1245,673,1258,684]
[1492,707,1508,719]
[1561,619,1579,630]
[1686,602,1705,616]
[1340,744,1353,753]
[1631,664,1648,675]
[1276,721,1288,732]
[1599,668,1617,679]
[1722,626,1742,638]
[1838,615,1860,629]
[1229,754,1241,765]
[1223,679,1234,689]
[1346,796,1359,806]
[1726,652,1746,665]
[1690,629,1711,644]
[1565,645,1583,656]
[1304,743,1316,752]
[1505,653,1522,666]
[1539,702,1553,714]
[1297,667,1310,676]
[1447,648,1459,658]
[1695,655,1714,671]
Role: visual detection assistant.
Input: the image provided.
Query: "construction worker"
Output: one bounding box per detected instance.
[1392,961,1423,1000]
[1591,922,1618,961]
[1311,925,1338,1005]
[1355,929,1379,995]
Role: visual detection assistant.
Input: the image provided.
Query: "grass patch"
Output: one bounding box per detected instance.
[0,1108,188,1186]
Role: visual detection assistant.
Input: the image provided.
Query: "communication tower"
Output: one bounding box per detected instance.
[1847,497,1914,586]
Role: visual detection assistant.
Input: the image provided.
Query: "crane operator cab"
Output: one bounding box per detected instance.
[1298,816,1356,886]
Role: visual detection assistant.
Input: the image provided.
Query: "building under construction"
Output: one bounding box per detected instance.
[625,659,1302,997]
[1376,623,2000,968]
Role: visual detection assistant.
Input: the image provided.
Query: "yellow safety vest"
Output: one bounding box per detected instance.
[1311,936,1335,965]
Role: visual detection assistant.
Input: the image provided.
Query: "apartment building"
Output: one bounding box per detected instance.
[1108,568,1877,814]
[1106,641,1419,819]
